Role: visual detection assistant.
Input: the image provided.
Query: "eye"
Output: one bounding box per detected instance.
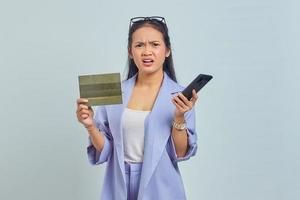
[135,43,144,48]
[152,43,160,47]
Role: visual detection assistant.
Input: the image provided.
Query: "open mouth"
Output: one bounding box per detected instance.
[142,59,154,64]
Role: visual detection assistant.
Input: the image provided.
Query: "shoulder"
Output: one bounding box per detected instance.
[121,74,137,91]
[164,73,185,93]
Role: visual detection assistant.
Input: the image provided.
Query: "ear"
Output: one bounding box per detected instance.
[128,48,133,59]
[165,49,171,58]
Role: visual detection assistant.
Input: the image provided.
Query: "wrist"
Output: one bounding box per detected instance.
[172,120,186,131]
[85,123,97,131]
[174,113,185,123]
[173,114,186,131]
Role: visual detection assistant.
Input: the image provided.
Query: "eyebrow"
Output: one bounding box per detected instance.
[133,41,161,44]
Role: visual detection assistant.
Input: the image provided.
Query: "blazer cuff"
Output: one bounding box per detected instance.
[170,128,197,162]
[87,133,112,165]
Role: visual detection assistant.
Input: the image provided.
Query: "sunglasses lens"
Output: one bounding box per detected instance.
[131,17,144,23]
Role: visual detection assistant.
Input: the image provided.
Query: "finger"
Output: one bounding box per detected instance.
[79,109,91,115]
[76,101,90,113]
[78,104,89,111]
[79,109,90,117]
[77,98,88,105]
[80,114,88,119]
[178,93,193,107]
[172,98,185,112]
[173,96,188,110]
[177,92,188,102]
[77,113,88,122]
[190,89,198,104]
[173,96,186,109]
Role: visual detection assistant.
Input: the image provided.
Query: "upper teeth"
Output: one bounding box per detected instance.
[144,59,152,62]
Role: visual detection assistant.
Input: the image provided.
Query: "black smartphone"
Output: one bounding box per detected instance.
[181,74,213,100]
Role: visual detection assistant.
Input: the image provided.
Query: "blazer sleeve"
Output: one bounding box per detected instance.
[167,107,198,163]
[87,106,113,165]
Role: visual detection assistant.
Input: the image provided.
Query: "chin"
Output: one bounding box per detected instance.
[137,63,163,74]
[141,69,163,76]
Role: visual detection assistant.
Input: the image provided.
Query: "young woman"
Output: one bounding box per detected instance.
[76,16,198,200]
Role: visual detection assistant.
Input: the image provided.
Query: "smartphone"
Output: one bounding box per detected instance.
[181,74,213,100]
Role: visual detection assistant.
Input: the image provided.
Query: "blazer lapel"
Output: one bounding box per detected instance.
[139,72,181,194]
[106,74,137,187]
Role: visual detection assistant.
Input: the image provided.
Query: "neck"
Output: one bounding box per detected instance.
[136,71,164,88]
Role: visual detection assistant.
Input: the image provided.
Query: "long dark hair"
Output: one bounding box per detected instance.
[125,17,177,82]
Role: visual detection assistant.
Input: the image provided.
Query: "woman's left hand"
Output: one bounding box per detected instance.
[171,89,198,118]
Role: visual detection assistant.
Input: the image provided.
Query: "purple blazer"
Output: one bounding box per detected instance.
[87,72,198,200]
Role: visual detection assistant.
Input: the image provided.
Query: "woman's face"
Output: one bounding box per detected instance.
[129,26,170,76]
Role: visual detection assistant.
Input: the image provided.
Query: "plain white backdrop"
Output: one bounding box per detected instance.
[0,0,299,199]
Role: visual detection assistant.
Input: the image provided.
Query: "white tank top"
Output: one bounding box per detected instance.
[122,107,150,163]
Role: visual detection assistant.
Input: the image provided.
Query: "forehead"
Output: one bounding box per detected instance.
[132,26,164,42]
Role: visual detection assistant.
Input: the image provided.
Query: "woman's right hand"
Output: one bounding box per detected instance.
[76,98,95,128]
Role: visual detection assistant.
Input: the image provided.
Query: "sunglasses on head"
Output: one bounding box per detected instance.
[129,16,166,29]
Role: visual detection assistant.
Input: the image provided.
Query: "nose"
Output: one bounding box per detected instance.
[142,45,152,56]
[142,51,152,56]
